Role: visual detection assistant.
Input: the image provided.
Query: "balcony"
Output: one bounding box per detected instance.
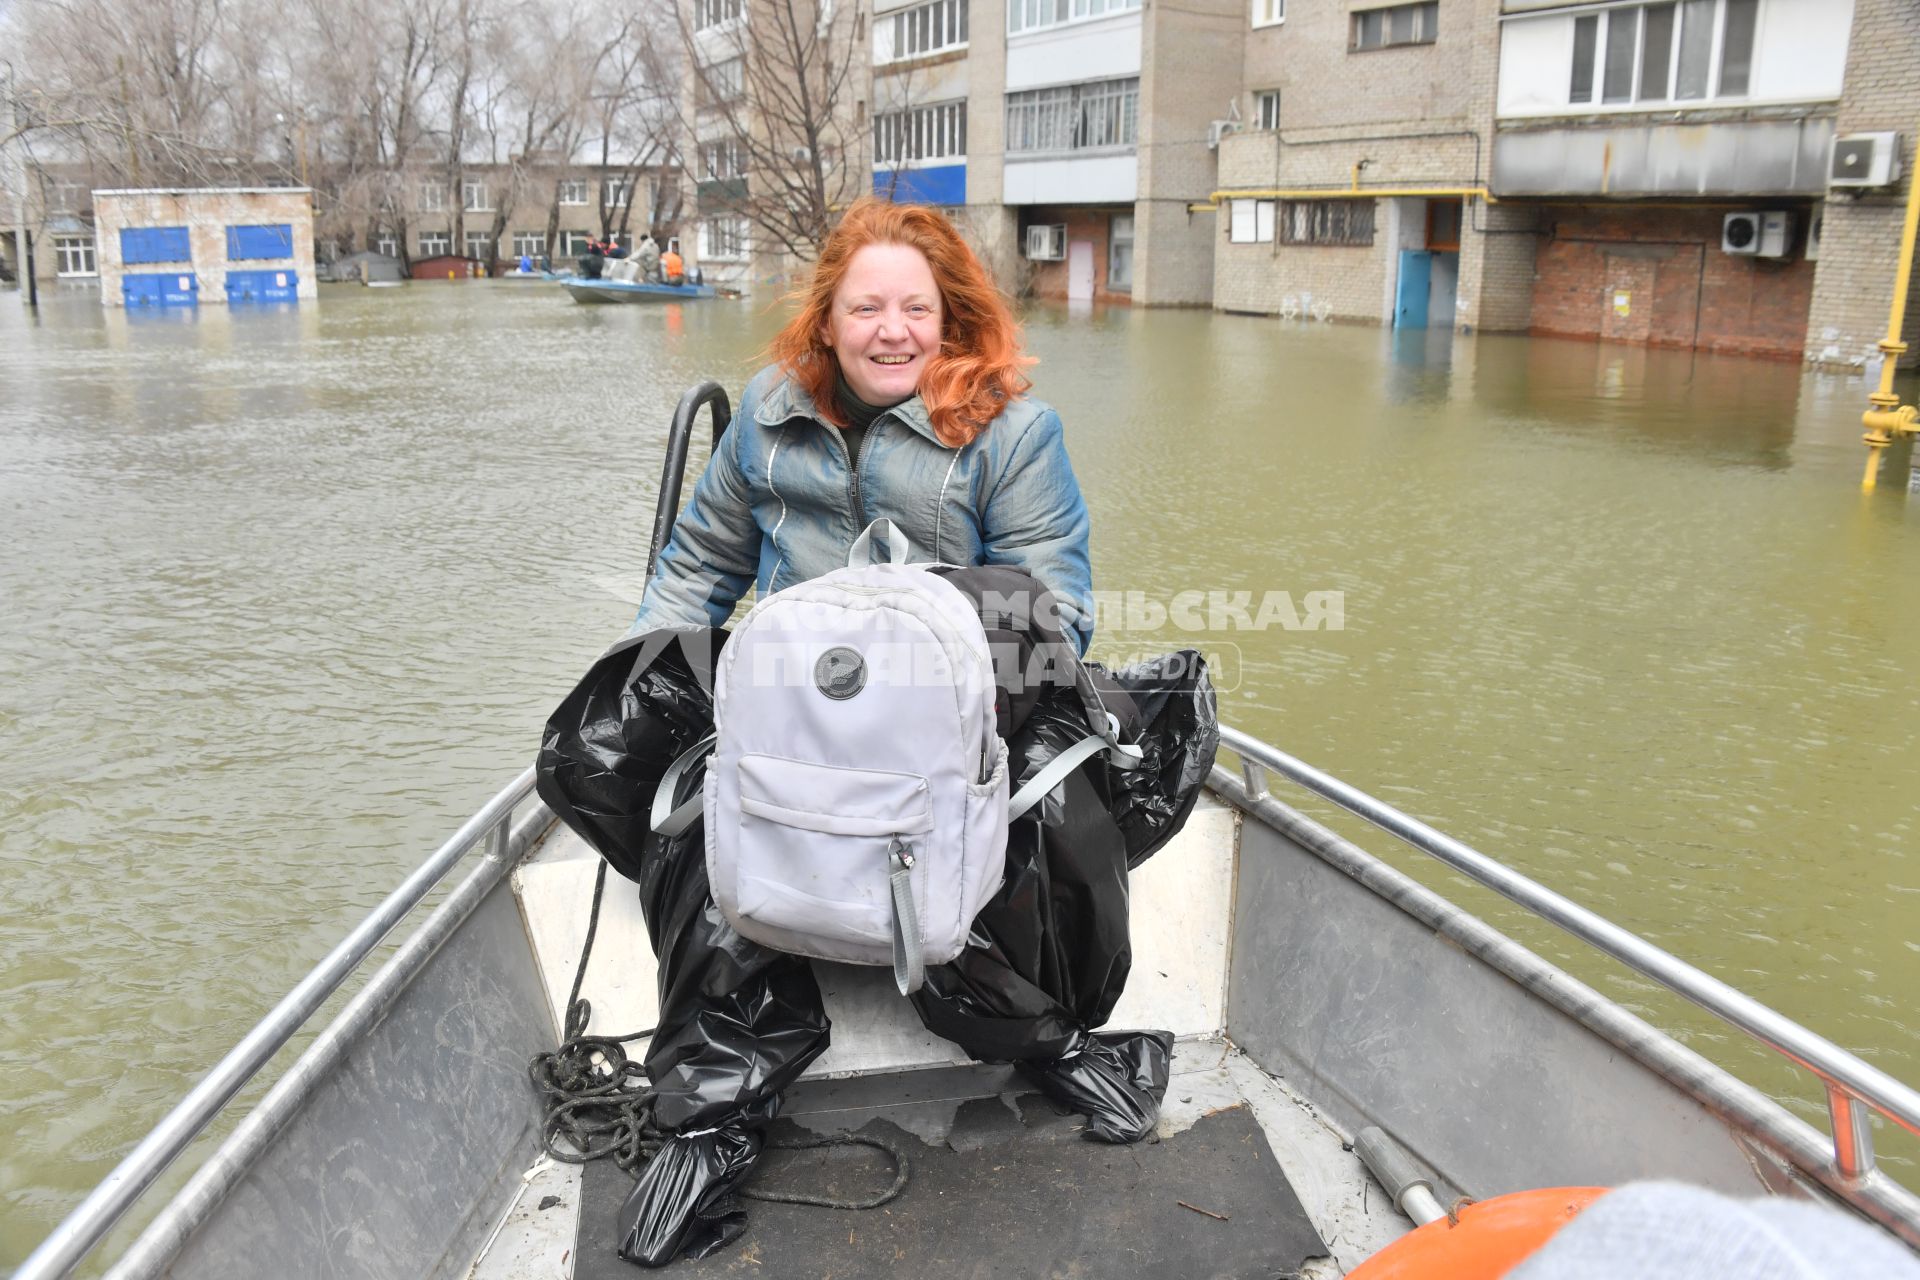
[696,177,749,213]
[1493,115,1834,198]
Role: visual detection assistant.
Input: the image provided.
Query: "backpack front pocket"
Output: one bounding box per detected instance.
[734,754,933,951]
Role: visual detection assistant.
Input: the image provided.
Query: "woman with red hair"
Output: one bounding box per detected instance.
[631,197,1094,650]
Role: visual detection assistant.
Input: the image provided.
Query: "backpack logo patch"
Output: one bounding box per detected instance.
[814,646,867,700]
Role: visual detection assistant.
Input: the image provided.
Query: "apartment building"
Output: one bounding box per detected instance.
[1210,0,1920,364]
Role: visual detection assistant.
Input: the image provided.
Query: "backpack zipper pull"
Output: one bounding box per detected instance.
[888,837,924,995]
[890,836,914,871]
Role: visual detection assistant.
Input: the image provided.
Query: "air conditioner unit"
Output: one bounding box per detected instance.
[1207,119,1241,150]
[1830,132,1901,189]
[1723,211,1792,258]
[1024,224,1066,261]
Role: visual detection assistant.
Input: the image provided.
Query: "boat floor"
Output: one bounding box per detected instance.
[470,1038,1404,1279]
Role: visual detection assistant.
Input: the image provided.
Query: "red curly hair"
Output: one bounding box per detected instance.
[768,198,1033,448]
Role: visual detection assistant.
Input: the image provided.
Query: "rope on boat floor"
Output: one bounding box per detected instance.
[526,860,909,1210]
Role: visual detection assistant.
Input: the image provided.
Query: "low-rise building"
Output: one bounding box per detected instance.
[92,188,318,307]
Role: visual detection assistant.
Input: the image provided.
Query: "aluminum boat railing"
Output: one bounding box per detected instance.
[1220,726,1920,1195]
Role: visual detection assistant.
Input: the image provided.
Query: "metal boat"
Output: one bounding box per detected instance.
[19,387,1920,1279]
[560,263,715,305]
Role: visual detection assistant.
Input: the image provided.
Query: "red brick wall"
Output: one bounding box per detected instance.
[1022,206,1131,304]
[1528,205,1817,360]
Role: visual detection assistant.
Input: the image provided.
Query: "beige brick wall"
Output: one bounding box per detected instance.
[93,189,318,306]
[1214,0,1524,327]
[1805,0,1920,368]
[1133,0,1240,305]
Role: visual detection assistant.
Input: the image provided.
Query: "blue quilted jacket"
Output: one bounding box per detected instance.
[632,365,1094,651]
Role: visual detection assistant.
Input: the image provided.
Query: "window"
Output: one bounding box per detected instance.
[1255,90,1281,130]
[54,235,95,276]
[464,230,493,258]
[558,179,588,205]
[879,0,968,61]
[1569,0,1758,106]
[375,234,399,257]
[1228,198,1275,243]
[699,57,745,106]
[420,183,447,211]
[419,230,451,256]
[511,231,547,258]
[1005,77,1138,153]
[605,176,634,210]
[461,179,490,212]
[701,138,748,180]
[699,216,750,261]
[1351,2,1437,50]
[1008,0,1138,36]
[1108,213,1133,290]
[1282,199,1374,245]
[874,100,968,165]
[694,0,741,27]
[561,230,595,256]
[1252,0,1283,26]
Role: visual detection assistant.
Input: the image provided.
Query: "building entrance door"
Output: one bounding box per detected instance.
[1395,250,1432,327]
[1068,240,1095,301]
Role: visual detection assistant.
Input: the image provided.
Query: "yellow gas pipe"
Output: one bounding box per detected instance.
[1860,127,1920,493]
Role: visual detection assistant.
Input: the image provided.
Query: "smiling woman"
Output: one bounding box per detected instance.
[631,197,1097,650]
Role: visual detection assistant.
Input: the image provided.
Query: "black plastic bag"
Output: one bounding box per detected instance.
[536,628,831,1261]
[909,651,1215,1141]
[616,1128,761,1265]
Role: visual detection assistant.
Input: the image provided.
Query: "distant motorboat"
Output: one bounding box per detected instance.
[561,255,714,304]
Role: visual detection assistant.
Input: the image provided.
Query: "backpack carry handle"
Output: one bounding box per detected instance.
[848,518,913,567]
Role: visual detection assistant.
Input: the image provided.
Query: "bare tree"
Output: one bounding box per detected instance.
[676,0,866,265]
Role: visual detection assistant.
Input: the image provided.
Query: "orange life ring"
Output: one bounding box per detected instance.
[1345,1186,1611,1280]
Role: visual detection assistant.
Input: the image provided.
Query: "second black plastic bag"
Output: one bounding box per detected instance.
[536,628,832,1264]
[909,650,1217,1143]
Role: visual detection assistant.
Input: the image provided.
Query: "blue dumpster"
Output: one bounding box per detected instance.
[225,269,299,303]
[124,272,200,307]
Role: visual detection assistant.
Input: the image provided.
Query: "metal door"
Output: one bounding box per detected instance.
[1068,240,1095,301]
[1395,250,1432,328]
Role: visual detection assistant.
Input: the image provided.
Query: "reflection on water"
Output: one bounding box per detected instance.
[2,285,1919,1267]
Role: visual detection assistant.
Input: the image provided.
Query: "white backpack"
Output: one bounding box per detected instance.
[651,520,1135,994]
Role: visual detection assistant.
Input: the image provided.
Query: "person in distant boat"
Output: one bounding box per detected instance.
[636,235,661,283]
[606,238,629,260]
[659,244,685,287]
[629,196,1092,652]
[579,239,605,279]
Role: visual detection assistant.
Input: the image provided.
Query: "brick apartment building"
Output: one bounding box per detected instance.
[1211,0,1920,365]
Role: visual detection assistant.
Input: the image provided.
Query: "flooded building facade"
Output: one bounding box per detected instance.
[90,189,318,307]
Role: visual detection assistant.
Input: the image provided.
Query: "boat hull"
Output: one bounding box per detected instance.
[561,278,715,304]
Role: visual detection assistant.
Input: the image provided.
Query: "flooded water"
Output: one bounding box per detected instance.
[3,283,1918,1269]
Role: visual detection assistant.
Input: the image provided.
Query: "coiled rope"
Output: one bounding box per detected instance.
[527,860,909,1209]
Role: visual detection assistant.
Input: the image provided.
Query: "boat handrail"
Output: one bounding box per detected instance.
[1219,724,1920,1180]
[13,766,540,1280]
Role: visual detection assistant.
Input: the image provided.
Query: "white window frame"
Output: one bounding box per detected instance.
[1255,90,1281,130]
[604,176,634,210]
[701,137,747,180]
[54,234,96,277]
[1565,0,1758,109]
[464,230,493,258]
[562,230,594,256]
[698,215,750,261]
[510,231,547,258]
[873,99,968,166]
[1228,198,1277,243]
[1351,1,1438,51]
[558,178,589,205]
[420,183,447,211]
[877,0,969,62]
[461,179,491,212]
[694,0,742,29]
[699,57,745,106]
[1005,77,1139,154]
[419,230,451,256]
[1251,0,1283,28]
[374,234,399,257]
[1008,0,1139,37]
